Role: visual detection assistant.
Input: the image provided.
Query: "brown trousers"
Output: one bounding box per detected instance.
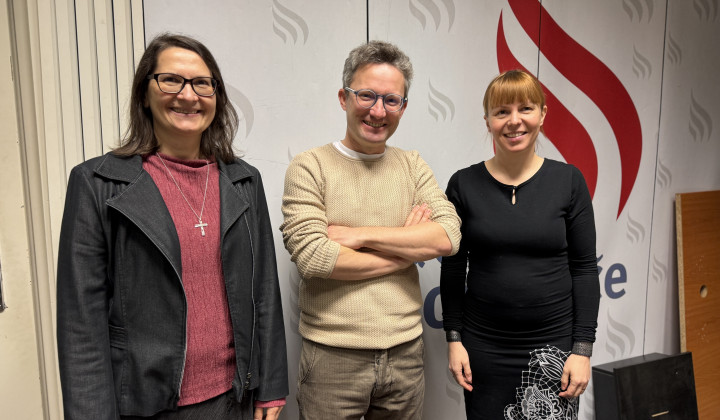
[297,336,425,420]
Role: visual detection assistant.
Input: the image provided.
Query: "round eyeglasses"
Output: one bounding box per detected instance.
[147,73,218,97]
[344,87,407,112]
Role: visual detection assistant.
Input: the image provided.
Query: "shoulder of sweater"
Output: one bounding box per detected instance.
[385,146,429,169]
[297,143,335,157]
[385,145,420,158]
[289,143,338,164]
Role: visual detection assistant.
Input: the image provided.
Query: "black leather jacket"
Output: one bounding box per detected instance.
[57,153,288,419]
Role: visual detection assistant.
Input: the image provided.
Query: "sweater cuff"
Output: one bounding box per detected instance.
[254,398,287,408]
[571,341,593,357]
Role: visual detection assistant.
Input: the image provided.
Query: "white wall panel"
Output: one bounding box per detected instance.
[647,0,720,355]
[75,0,104,158]
[0,2,46,417]
[4,0,151,416]
[113,0,139,140]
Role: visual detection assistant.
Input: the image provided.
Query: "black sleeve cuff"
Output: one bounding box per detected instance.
[446,330,462,342]
[571,341,593,357]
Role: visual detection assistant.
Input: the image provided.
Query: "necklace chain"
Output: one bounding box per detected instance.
[156,152,210,236]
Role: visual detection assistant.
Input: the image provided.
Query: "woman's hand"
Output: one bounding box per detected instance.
[448,342,473,391]
[559,354,590,399]
[254,405,283,420]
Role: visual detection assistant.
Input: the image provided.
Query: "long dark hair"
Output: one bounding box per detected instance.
[114,33,239,162]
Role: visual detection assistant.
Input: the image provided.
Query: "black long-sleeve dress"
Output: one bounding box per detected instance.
[440,159,600,420]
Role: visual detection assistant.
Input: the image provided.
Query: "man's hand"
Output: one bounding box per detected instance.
[404,203,432,226]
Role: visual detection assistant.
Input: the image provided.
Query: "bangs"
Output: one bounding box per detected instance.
[483,70,546,115]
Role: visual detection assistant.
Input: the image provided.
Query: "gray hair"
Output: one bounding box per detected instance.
[342,40,413,96]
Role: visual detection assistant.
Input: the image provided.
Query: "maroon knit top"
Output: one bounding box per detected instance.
[144,153,235,406]
[143,153,285,409]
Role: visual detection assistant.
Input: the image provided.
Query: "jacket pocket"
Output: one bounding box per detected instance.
[109,324,128,405]
[109,324,127,348]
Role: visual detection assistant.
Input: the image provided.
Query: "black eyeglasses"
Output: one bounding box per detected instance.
[344,87,407,112]
[147,73,218,97]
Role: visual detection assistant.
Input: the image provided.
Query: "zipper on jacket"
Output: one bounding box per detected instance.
[178,298,187,401]
[242,218,257,391]
[176,279,188,401]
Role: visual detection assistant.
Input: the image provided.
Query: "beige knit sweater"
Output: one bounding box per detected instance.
[281,144,461,349]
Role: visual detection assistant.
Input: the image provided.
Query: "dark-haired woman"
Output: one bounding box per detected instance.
[440,69,600,420]
[57,33,288,420]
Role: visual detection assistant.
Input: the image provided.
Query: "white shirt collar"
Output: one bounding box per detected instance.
[333,141,386,160]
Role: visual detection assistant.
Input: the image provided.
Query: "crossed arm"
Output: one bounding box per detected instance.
[328,204,453,280]
[280,150,460,283]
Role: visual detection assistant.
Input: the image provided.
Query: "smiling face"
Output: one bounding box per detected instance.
[145,47,217,152]
[485,101,547,155]
[339,63,407,154]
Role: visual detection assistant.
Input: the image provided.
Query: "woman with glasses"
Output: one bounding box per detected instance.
[440,70,600,420]
[57,33,288,420]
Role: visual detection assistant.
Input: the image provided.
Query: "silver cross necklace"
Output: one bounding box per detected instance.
[156,152,210,237]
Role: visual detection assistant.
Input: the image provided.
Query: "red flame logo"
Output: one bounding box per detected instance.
[497,0,642,218]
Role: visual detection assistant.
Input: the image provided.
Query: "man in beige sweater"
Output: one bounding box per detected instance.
[280,41,461,420]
